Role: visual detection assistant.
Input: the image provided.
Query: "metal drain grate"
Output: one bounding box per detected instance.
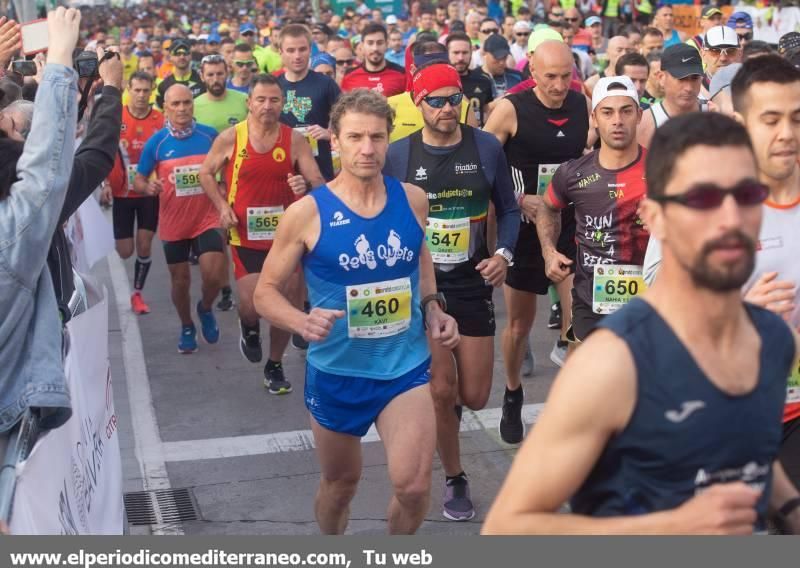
[124,488,199,525]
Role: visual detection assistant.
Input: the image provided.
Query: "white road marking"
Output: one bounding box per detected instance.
[159,403,545,462]
[108,254,183,535]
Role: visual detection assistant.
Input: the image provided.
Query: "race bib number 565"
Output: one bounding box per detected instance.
[346,278,412,339]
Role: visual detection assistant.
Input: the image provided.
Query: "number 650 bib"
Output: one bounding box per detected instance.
[346,278,412,339]
[592,264,647,315]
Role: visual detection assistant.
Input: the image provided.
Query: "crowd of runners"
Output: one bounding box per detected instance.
[1,0,799,535]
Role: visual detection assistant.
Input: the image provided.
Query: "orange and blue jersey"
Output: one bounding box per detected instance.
[137,123,219,242]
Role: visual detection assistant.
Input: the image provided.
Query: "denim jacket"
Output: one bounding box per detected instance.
[0,64,78,432]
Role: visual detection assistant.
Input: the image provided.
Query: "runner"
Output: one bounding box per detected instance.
[447,30,495,127]
[484,40,589,444]
[687,6,724,52]
[253,90,459,534]
[484,112,800,535]
[340,23,405,97]
[134,84,224,353]
[701,26,740,91]
[383,64,520,521]
[106,71,164,315]
[193,55,248,133]
[731,56,800,498]
[277,24,341,181]
[614,52,651,108]
[584,36,632,94]
[226,44,256,94]
[481,34,522,100]
[200,74,325,394]
[156,39,205,109]
[652,5,684,49]
[640,26,664,57]
[637,44,707,149]
[537,76,649,346]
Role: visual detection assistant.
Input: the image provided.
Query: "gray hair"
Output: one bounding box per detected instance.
[4,100,34,139]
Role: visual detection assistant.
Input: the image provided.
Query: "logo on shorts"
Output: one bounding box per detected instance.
[330,211,351,227]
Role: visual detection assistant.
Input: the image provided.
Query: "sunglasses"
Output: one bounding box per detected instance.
[564,17,580,23]
[515,32,531,37]
[423,92,464,108]
[740,32,754,41]
[651,180,768,210]
[172,50,190,56]
[234,59,255,67]
[336,59,354,66]
[480,28,499,34]
[707,46,739,57]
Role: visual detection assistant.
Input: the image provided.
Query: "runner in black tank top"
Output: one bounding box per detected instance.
[484,113,800,536]
[484,40,589,445]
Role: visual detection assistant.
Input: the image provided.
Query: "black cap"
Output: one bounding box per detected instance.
[484,33,511,59]
[170,39,191,53]
[779,31,800,55]
[661,44,704,79]
[313,23,333,36]
[450,20,465,33]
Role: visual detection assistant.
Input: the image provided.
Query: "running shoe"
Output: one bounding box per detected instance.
[196,301,220,344]
[521,341,535,377]
[499,387,524,444]
[442,473,475,521]
[178,324,198,354]
[239,321,262,363]
[130,291,150,315]
[550,339,568,368]
[216,286,235,311]
[264,363,293,395]
[548,301,562,329]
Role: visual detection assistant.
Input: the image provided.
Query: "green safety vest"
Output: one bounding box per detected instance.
[559,0,577,10]
[636,0,653,16]
[605,0,620,18]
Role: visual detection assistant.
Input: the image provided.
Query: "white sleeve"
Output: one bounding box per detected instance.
[643,236,662,287]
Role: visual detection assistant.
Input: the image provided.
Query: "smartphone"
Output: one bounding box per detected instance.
[21,19,48,55]
[11,60,37,76]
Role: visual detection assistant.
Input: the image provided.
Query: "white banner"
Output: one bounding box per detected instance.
[10,299,124,535]
[66,196,115,274]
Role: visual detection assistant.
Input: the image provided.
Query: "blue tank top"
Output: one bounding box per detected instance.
[571,298,793,528]
[303,176,429,380]
[663,29,682,48]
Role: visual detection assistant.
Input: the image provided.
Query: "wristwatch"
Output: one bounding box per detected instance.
[495,248,514,266]
[420,293,447,329]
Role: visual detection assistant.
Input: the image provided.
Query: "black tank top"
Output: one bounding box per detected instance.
[572,299,794,531]
[406,125,491,291]
[504,88,589,199]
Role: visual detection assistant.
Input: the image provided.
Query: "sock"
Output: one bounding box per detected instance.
[505,385,523,401]
[133,255,151,291]
[266,359,282,371]
[446,471,466,482]
[222,285,232,298]
[240,319,259,336]
[548,285,559,305]
[454,404,463,421]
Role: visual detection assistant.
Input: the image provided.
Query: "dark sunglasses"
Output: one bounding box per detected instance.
[423,92,464,108]
[515,32,531,37]
[651,180,768,210]
[564,17,580,23]
[172,50,190,56]
[480,28,499,34]
[336,58,354,66]
[740,31,754,41]
[234,59,255,67]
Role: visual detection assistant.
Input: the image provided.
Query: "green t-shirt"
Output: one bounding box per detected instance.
[193,90,248,134]
[254,45,282,73]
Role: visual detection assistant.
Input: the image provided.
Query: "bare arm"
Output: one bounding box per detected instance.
[637,110,656,149]
[483,98,517,146]
[536,190,562,257]
[200,127,235,212]
[254,196,323,337]
[291,130,326,189]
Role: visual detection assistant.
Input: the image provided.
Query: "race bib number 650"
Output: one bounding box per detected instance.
[346,278,412,339]
[592,264,647,315]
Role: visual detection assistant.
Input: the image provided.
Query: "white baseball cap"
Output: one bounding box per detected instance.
[386,15,398,25]
[705,25,740,48]
[591,76,640,111]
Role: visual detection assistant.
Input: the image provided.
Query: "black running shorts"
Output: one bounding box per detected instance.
[112,196,159,240]
[162,228,225,265]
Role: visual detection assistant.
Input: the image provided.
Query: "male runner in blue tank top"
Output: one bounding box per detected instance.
[484,113,800,534]
[253,90,460,534]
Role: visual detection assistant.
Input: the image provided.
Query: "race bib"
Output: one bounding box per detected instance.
[537,163,560,196]
[173,165,203,197]
[295,126,319,157]
[426,217,470,264]
[246,206,284,241]
[592,264,647,315]
[346,277,412,339]
[788,357,800,404]
[127,164,137,189]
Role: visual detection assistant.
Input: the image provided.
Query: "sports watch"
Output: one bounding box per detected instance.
[495,248,514,266]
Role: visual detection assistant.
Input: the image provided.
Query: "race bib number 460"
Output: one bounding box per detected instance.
[346,278,412,339]
[173,165,204,197]
[426,217,469,264]
[592,264,647,315]
[247,206,284,241]
[788,358,800,404]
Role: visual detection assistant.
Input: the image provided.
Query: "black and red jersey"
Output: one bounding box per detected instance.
[340,61,406,97]
[547,147,650,307]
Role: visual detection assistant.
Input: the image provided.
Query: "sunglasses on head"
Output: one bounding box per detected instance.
[651,180,768,210]
[234,59,255,66]
[481,27,499,34]
[423,92,464,108]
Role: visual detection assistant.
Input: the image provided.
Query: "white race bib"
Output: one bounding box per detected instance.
[346,277,412,339]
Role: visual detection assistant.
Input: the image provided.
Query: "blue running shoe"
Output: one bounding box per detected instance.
[178,324,198,354]
[196,301,220,344]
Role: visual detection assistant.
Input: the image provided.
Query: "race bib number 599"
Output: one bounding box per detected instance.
[173,165,204,197]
